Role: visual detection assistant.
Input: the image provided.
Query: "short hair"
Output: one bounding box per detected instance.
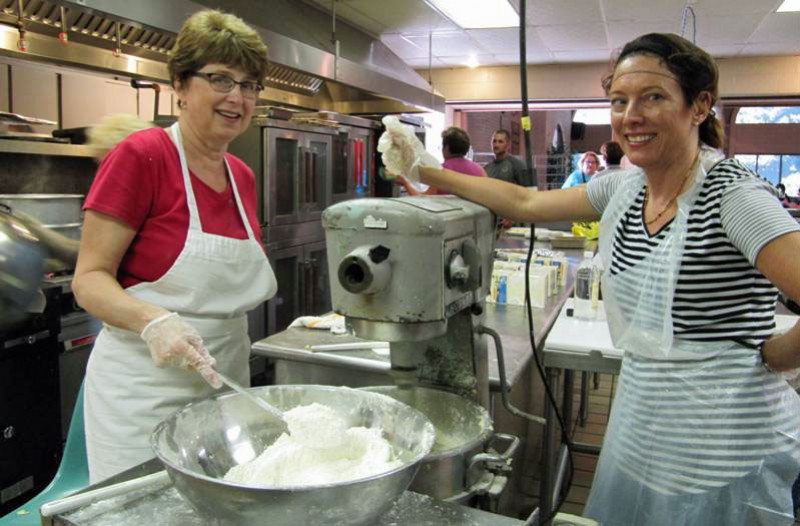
[602,33,723,149]
[168,10,269,87]
[441,126,471,156]
[493,129,511,141]
[580,151,600,167]
[601,141,624,165]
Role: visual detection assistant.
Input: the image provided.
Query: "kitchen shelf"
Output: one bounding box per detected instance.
[0,139,95,158]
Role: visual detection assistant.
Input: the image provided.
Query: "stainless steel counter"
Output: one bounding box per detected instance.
[48,458,523,526]
[251,272,575,391]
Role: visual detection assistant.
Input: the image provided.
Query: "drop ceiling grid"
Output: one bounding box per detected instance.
[305,0,800,67]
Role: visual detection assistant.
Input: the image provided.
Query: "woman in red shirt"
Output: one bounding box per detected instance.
[72,10,276,482]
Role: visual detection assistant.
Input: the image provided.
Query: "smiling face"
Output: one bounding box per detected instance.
[175,63,257,147]
[582,154,599,176]
[608,54,709,175]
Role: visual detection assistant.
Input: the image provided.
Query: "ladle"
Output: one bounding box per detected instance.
[215,371,285,422]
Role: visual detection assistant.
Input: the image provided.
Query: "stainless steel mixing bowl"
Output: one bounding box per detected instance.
[362,386,495,500]
[151,385,435,526]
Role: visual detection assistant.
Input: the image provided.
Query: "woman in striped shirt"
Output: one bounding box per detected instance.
[381,32,800,525]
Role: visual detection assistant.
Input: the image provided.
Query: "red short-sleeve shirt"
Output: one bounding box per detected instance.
[84,127,262,289]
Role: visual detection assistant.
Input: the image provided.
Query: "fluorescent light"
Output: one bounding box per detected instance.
[777,0,800,12]
[427,0,519,29]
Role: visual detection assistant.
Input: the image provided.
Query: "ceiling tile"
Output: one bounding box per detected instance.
[535,23,609,51]
[606,20,675,50]
[509,0,604,25]
[403,56,447,68]
[436,55,496,68]
[701,44,745,58]
[691,0,780,17]
[748,13,800,43]
[466,28,519,54]
[353,0,456,33]
[602,0,686,22]
[430,30,485,57]
[381,33,431,59]
[552,49,615,63]
[494,51,555,65]
[692,15,765,45]
[741,41,800,56]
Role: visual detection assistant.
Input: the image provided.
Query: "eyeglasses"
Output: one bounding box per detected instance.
[190,72,263,98]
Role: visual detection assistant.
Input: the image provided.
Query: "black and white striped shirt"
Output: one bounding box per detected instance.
[587,159,799,348]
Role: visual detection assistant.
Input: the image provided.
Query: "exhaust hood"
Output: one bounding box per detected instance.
[0,0,444,113]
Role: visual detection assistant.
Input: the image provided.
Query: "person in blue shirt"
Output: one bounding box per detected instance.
[562,151,600,188]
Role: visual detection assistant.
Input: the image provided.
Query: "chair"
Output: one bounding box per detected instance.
[0,382,89,525]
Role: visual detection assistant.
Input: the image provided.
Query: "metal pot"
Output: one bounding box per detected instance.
[362,386,519,503]
[0,206,45,312]
[0,194,83,225]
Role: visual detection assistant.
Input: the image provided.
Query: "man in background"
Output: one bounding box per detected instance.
[485,129,534,228]
[596,141,625,178]
[484,129,534,187]
[396,126,485,196]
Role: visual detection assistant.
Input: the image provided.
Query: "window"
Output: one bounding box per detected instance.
[734,154,800,196]
[735,106,800,124]
[572,108,611,125]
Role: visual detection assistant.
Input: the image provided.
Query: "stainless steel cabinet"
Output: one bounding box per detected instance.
[265,128,331,226]
[265,241,330,335]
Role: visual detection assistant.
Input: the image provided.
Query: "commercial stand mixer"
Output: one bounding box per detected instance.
[322,196,495,407]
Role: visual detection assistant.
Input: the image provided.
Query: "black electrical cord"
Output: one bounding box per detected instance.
[518,2,574,524]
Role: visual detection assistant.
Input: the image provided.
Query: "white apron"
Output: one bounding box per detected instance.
[84,123,276,483]
[584,151,800,525]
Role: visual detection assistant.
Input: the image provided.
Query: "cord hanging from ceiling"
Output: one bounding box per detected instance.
[680,3,697,43]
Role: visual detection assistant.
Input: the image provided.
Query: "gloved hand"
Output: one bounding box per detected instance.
[140,312,222,388]
[377,116,439,182]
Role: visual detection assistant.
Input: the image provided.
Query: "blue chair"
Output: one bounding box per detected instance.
[0,382,89,525]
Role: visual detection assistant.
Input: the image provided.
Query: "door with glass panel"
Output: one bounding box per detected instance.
[301,133,332,222]
[265,128,302,226]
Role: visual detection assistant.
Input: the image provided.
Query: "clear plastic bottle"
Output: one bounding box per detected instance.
[574,251,594,320]
[591,254,604,312]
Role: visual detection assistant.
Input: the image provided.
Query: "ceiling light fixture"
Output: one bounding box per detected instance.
[777,0,800,12]
[426,0,519,29]
[466,55,479,68]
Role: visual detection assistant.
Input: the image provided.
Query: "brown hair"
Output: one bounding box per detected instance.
[168,10,269,86]
[493,129,511,141]
[441,126,471,156]
[602,33,723,149]
[601,141,624,165]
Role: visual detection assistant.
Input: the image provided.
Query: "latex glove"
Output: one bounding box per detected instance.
[377,116,439,182]
[140,312,222,388]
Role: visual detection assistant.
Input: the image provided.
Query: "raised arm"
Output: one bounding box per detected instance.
[418,166,600,224]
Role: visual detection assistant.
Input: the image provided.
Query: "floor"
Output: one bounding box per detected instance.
[513,372,616,520]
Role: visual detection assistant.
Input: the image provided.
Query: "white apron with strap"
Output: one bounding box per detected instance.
[584,150,800,525]
[84,122,276,483]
